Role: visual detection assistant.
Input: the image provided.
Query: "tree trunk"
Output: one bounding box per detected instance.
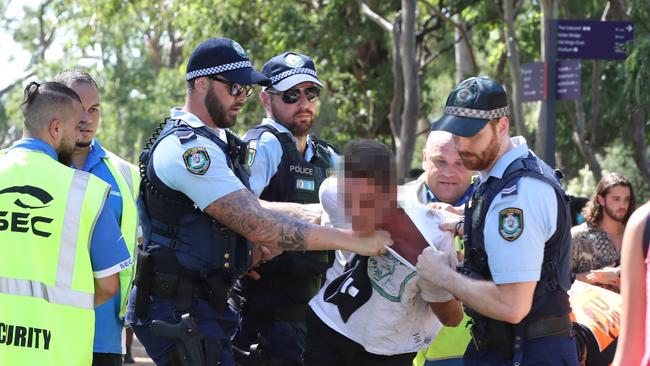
[397,0,419,182]
[388,14,404,149]
[629,107,650,183]
[503,0,531,143]
[453,14,474,82]
[536,0,558,158]
[572,99,602,182]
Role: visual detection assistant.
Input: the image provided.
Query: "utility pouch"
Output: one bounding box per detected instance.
[205,275,230,312]
[487,319,514,360]
[134,250,154,319]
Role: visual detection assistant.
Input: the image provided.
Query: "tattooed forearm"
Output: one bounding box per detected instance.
[205,189,310,251]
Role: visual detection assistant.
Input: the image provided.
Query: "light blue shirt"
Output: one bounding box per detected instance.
[73,139,131,354]
[478,137,557,285]
[247,118,339,197]
[153,108,245,210]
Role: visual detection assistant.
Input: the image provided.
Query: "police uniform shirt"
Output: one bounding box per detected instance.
[247,118,339,197]
[309,177,454,355]
[6,138,133,278]
[478,136,557,285]
[153,108,245,210]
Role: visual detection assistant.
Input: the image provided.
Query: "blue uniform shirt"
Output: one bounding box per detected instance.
[477,137,557,285]
[72,139,131,354]
[247,118,340,197]
[153,108,245,210]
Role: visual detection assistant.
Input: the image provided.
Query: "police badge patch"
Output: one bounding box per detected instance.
[183,147,211,175]
[499,208,523,241]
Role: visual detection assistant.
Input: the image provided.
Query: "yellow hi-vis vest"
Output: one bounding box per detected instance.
[0,148,110,366]
[102,150,140,318]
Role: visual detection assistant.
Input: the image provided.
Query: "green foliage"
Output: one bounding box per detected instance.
[0,0,647,195]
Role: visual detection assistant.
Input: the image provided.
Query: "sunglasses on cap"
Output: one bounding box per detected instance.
[266,86,321,104]
[208,75,253,98]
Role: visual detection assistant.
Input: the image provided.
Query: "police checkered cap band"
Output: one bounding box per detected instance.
[270,67,318,84]
[444,105,509,120]
[186,60,253,80]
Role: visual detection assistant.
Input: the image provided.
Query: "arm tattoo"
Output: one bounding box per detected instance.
[206,189,309,251]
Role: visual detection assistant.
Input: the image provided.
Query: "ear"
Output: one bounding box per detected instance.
[48,118,62,141]
[596,194,605,206]
[260,90,271,108]
[496,116,510,136]
[195,76,210,92]
[421,149,427,170]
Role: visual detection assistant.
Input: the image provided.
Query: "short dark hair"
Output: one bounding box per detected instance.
[342,139,395,189]
[21,81,81,134]
[583,172,636,225]
[54,69,98,88]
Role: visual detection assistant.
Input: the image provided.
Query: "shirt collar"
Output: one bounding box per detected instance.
[261,118,316,157]
[478,136,529,183]
[7,138,58,160]
[74,139,107,171]
[170,107,227,142]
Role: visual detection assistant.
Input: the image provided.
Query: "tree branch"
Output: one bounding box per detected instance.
[357,0,393,32]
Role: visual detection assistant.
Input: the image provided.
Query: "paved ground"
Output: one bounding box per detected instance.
[129,335,154,365]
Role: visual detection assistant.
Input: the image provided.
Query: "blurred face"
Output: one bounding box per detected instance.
[454,120,501,172]
[69,82,100,148]
[57,101,83,165]
[422,137,473,203]
[268,82,319,137]
[598,185,631,222]
[342,177,394,236]
[205,77,247,128]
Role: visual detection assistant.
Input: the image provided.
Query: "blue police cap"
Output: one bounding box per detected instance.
[186,38,270,86]
[261,52,324,91]
[430,77,510,137]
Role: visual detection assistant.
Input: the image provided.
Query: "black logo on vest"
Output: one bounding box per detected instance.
[0,185,54,238]
[0,322,52,350]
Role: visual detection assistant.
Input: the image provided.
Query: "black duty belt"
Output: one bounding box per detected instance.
[524,314,574,340]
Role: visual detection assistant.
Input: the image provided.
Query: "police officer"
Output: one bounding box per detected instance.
[415,77,578,365]
[55,69,141,366]
[125,38,391,366]
[0,81,132,366]
[234,52,338,366]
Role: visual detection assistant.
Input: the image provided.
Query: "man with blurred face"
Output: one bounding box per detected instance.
[234,52,339,365]
[305,140,462,366]
[55,69,142,366]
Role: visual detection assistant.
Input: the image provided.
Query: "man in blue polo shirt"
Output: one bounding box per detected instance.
[55,70,141,366]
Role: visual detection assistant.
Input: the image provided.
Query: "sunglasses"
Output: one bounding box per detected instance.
[208,75,253,98]
[266,86,321,104]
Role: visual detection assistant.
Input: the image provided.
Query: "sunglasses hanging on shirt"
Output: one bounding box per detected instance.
[266,86,321,104]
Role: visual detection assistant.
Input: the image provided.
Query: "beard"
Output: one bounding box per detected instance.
[271,104,315,138]
[205,86,240,128]
[603,205,626,222]
[459,126,500,171]
[57,140,75,166]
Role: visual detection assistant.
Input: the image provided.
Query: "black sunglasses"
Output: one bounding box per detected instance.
[208,75,253,98]
[266,86,321,104]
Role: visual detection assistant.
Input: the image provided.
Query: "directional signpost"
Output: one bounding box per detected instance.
[534,19,634,168]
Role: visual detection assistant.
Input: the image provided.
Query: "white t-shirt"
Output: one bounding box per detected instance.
[309,177,455,355]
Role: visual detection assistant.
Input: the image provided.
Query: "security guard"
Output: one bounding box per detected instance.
[234,52,338,366]
[55,69,141,366]
[0,81,132,366]
[125,38,391,366]
[403,130,474,366]
[416,77,578,365]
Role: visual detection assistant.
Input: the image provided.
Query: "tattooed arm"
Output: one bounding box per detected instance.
[260,200,322,224]
[204,189,391,255]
